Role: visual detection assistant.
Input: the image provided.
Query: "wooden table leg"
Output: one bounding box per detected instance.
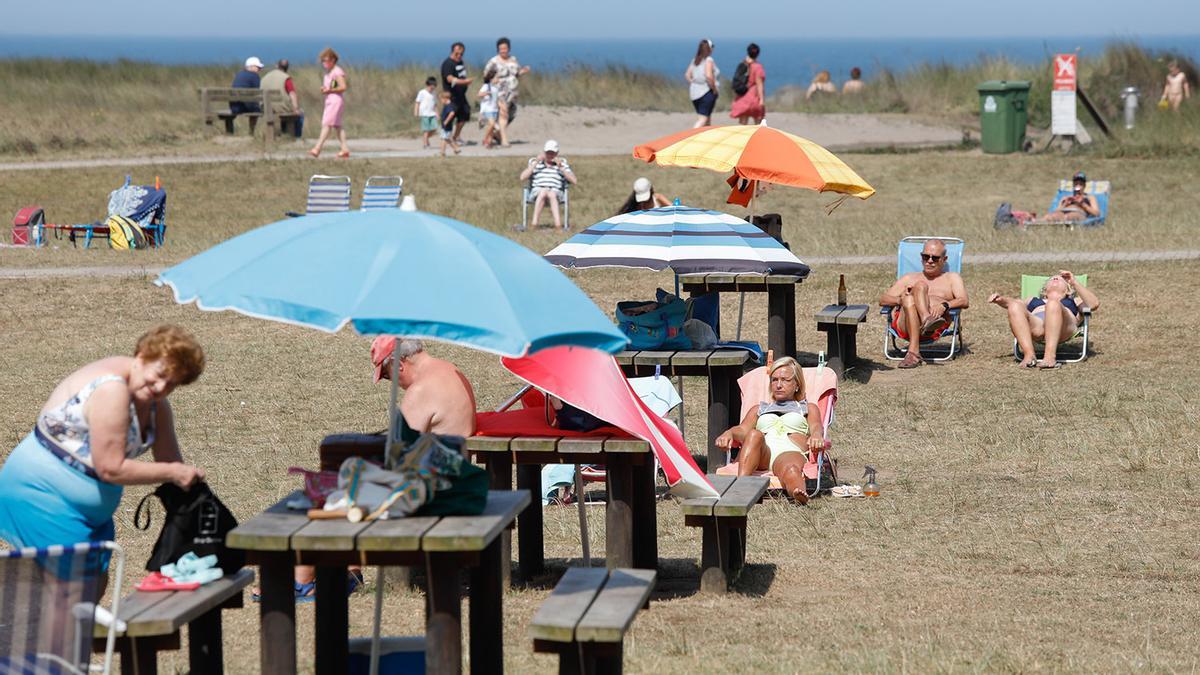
[258,552,296,675]
[187,608,224,675]
[843,325,860,364]
[699,520,730,594]
[707,366,737,471]
[516,463,544,580]
[468,538,504,674]
[823,326,845,381]
[630,458,657,570]
[426,554,464,675]
[487,454,514,587]
[767,283,797,358]
[606,455,635,570]
[314,565,349,675]
[120,638,159,675]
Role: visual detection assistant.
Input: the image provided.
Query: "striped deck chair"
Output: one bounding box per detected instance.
[0,541,126,675]
[1041,179,1110,228]
[882,236,966,362]
[360,175,404,210]
[1013,274,1092,364]
[715,364,839,498]
[285,174,351,217]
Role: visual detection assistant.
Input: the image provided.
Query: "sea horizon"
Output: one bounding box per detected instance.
[3,34,1197,93]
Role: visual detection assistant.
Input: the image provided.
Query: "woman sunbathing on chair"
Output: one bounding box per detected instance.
[989,270,1100,368]
[714,357,823,504]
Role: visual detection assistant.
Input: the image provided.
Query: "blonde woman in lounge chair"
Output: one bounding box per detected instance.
[988,270,1099,369]
[714,356,823,504]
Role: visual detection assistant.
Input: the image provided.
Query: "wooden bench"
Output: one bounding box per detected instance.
[531,567,656,675]
[93,567,254,675]
[199,88,301,142]
[815,303,870,379]
[680,475,769,593]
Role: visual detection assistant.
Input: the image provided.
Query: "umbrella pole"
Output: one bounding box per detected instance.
[575,466,591,567]
[372,343,401,675]
[736,184,758,341]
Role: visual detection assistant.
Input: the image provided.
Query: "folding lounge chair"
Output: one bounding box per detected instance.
[1013,274,1092,364]
[360,175,404,210]
[882,235,966,362]
[285,174,351,217]
[45,177,168,249]
[0,540,126,675]
[520,177,570,231]
[715,363,839,498]
[1040,179,1110,229]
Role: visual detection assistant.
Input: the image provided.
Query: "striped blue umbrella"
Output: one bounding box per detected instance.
[543,205,810,276]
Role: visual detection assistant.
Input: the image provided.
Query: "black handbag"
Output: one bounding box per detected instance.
[134,482,245,574]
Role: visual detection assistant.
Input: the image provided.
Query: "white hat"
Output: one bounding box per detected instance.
[633,177,653,202]
[543,139,560,153]
[245,56,265,69]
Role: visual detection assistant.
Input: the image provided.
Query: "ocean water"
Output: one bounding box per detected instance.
[2,34,1197,93]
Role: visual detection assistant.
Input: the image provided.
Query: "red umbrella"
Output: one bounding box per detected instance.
[501,346,719,499]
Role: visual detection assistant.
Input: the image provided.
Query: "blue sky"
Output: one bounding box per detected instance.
[15,0,1198,39]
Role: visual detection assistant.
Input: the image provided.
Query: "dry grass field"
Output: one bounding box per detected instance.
[2,149,1199,673]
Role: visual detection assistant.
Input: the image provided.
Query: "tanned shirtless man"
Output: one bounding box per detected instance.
[879,238,969,368]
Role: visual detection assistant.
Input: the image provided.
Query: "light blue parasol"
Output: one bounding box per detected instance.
[156,209,627,357]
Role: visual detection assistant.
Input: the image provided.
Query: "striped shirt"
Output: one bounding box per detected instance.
[530,159,571,192]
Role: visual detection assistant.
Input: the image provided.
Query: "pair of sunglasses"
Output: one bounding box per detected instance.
[920,253,944,262]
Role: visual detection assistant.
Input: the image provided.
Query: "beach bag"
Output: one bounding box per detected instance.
[615,290,690,350]
[993,202,1017,230]
[546,396,608,433]
[134,482,245,574]
[107,214,147,250]
[732,62,750,96]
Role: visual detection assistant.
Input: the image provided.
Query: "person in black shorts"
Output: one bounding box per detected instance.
[440,41,473,145]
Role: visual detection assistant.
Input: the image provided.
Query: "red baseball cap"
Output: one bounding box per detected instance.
[370,335,396,383]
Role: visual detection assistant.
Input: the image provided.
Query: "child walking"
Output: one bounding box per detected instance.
[439,90,460,156]
[414,76,438,148]
[478,71,500,149]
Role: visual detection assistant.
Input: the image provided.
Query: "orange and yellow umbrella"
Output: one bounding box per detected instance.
[633,123,875,202]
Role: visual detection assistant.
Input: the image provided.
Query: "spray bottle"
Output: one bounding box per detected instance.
[862,465,879,497]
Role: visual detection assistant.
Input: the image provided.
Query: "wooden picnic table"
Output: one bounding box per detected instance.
[679,273,806,358]
[227,489,529,675]
[617,348,750,469]
[465,435,657,582]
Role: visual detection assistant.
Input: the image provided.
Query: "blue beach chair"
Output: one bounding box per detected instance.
[881,236,966,362]
[1044,179,1110,228]
[0,540,126,674]
[285,174,352,217]
[360,175,404,210]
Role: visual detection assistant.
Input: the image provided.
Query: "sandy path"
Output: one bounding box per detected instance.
[0,108,962,172]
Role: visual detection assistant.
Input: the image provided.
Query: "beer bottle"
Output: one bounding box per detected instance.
[837,274,847,306]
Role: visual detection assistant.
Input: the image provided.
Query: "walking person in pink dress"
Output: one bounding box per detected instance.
[729,43,765,125]
[309,47,350,158]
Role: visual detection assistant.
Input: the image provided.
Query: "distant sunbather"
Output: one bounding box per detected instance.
[1043,171,1099,223]
[715,357,823,504]
[989,270,1100,368]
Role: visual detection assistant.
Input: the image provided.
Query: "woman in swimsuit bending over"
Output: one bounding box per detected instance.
[715,356,823,504]
[989,270,1100,369]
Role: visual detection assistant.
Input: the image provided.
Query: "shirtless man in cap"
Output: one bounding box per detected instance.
[370,336,477,437]
[879,238,969,368]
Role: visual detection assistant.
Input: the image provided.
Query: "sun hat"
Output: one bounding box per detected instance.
[245,56,265,69]
[370,335,396,383]
[543,139,560,153]
[633,177,653,202]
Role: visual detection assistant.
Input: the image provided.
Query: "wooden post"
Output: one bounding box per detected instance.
[605,455,634,570]
[258,552,296,675]
[119,639,159,675]
[767,282,789,358]
[187,609,224,675]
[706,375,730,472]
[516,463,544,580]
[314,565,349,675]
[426,555,464,675]
[699,520,729,594]
[630,458,657,570]
[486,454,514,587]
[468,539,504,674]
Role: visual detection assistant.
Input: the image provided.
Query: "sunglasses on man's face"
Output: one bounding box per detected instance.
[921,253,944,262]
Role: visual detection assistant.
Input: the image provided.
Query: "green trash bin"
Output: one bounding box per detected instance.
[977,80,1031,154]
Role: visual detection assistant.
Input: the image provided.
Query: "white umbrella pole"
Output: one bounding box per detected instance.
[371,344,402,675]
[737,183,757,341]
[575,466,591,567]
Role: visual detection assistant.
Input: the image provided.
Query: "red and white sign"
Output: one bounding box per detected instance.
[1053,54,1077,91]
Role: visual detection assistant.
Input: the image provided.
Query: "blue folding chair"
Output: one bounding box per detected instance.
[360,175,404,210]
[881,236,966,362]
[285,174,352,217]
[1045,179,1110,228]
[0,540,125,674]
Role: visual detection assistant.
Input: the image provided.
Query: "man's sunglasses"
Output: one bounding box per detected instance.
[920,253,944,262]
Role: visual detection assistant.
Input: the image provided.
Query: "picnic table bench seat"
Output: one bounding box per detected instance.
[531,567,656,675]
[815,303,870,379]
[681,475,769,593]
[92,567,254,675]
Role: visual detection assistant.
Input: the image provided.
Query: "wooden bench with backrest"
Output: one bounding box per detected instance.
[199,88,301,139]
[92,568,254,675]
[530,567,656,675]
[680,474,769,593]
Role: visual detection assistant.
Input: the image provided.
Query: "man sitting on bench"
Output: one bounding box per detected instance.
[879,238,969,369]
[230,56,264,126]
